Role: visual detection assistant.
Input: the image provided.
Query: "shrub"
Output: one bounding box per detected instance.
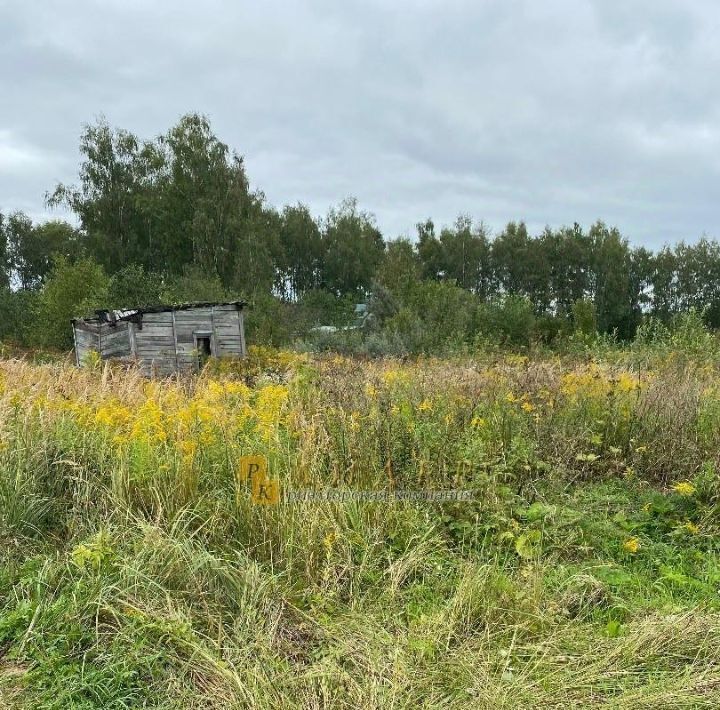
[34,257,109,349]
[476,295,535,346]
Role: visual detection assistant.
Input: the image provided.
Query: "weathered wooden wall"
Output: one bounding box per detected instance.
[73,323,101,366]
[99,321,133,360]
[172,304,245,373]
[132,311,177,377]
[73,304,245,376]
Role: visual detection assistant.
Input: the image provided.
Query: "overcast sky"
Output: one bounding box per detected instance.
[1,0,719,248]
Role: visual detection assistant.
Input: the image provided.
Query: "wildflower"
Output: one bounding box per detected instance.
[254,384,289,440]
[323,530,336,554]
[672,481,696,497]
[418,399,433,412]
[616,372,640,393]
[521,401,534,413]
[505,392,518,403]
[684,521,700,535]
[382,369,406,385]
[471,416,486,428]
[622,537,640,554]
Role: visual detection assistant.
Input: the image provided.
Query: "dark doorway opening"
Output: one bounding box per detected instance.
[196,336,212,370]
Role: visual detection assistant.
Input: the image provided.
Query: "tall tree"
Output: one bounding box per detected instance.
[7,215,82,289]
[542,224,592,316]
[321,198,385,296]
[588,221,636,336]
[155,114,253,282]
[492,221,537,298]
[276,203,322,300]
[48,118,157,272]
[650,246,678,320]
[0,213,9,289]
[438,216,493,296]
[416,219,444,281]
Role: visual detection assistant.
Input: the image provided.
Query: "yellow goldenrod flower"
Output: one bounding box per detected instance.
[622,537,640,554]
[672,481,696,497]
[418,399,433,412]
[322,530,336,554]
[521,401,534,413]
[684,521,700,535]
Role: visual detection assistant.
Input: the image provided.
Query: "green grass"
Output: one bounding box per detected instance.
[1,480,719,708]
[1,350,720,707]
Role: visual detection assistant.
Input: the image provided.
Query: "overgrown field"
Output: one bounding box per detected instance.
[2,346,720,707]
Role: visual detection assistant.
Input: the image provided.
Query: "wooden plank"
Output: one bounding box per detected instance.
[135,340,174,350]
[75,333,98,347]
[140,313,173,324]
[238,311,246,356]
[174,325,214,332]
[128,322,137,358]
[171,311,180,372]
[180,308,213,317]
[136,325,174,335]
[213,311,239,322]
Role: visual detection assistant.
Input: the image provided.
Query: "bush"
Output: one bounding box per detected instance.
[572,299,598,337]
[382,280,479,353]
[476,295,535,347]
[160,264,231,304]
[34,257,109,349]
[0,288,41,345]
[245,293,295,347]
[107,265,162,308]
[298,289,357,329]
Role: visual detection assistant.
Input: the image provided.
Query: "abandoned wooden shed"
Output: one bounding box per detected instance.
[71,301,247,376]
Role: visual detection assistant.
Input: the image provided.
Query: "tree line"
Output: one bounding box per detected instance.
[1,113,719,351]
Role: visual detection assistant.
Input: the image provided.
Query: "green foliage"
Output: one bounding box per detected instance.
[477,295,536,346]
[0,288,41,344]
[34,257,109,349]
[384,279,479,353]
[572,298,597,336]
[244,292,295,347]
[106,264,162,308]
[276,203,322,300]
[159,264,230,304]
[321,197,384,296]
[299,289,357,328]
[5,115,720,353]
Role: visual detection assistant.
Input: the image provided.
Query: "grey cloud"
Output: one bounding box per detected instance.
[1,0,719,247]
